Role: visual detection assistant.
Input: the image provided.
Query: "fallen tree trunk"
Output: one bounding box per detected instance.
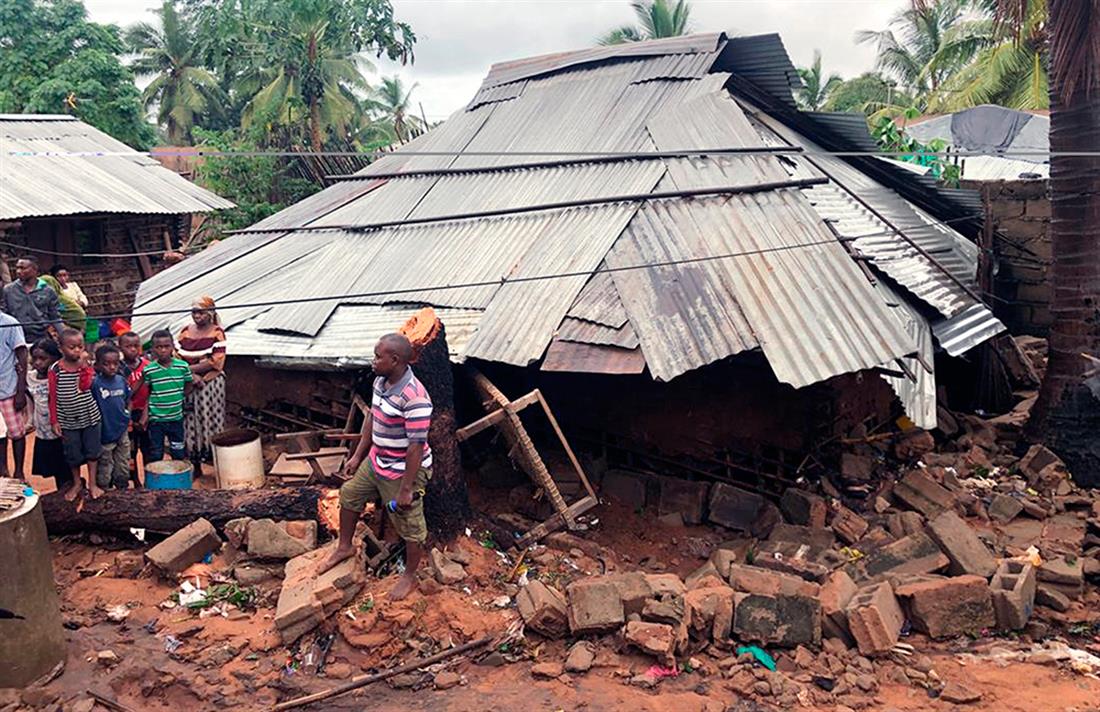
[41,486,327,536]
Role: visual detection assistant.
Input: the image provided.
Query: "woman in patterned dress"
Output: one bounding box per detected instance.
[177,296,227,473]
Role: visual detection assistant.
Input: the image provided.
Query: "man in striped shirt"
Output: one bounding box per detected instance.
[322,333,433,601]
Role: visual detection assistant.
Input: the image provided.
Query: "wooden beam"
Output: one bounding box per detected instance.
[534,389,597,502]
[455,390,540,442]
[514,496,598,550]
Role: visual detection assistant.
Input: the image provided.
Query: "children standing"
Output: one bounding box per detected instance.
[26,338,70,490]
[48,328,101,500]
[119,331,149,486]
[141,330,193,462]
[92,343,131,490]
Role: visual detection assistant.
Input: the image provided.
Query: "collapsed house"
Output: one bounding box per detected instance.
[132,33,1005,467]
[0,114,233,313]
[904,105,1051,337]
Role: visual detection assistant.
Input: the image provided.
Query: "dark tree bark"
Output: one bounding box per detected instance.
[1024,0,1100,486]
[401,311,469,542]
[40,486,327,536]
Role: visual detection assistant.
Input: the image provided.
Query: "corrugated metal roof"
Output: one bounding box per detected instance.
[482,33,723,87]
[566,269,629,328]
[557,316,640,349]
[716,33,801,109]
[931,303,1007,357]
[0,115,233,220]
[468,80,528,110]
[631,51,719,83]
[877,282,937,429]
[465,202,642,366]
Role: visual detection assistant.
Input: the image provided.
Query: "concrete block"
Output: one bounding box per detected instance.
[926,510,997,578]
[657,477,710,525]
[840,453,875,480]
[893,470,955,518]
[685,561,725,590]
[990,560,1036,630]
[606,572,653,616]
[642,595,684,626]
[989,494,1024,524]
[644,573,686,599]
[707,483,765,532]
[146,518,221,574]
[683,585,735,642]
[601,470,648,509]
[820,570,858,628]
[516,580,569,638]
[886,511,926,538]
[567,578,625,634]
[623,621,676,664]
[752,542,831,583]
[1018,445,1063,482]
[767,523,835,551]
[727,563,820,597]
[733,592,821,648]
[848,531,949,583]
[779,489,827,528]
[845,583,904,655]
[247,519,313,560]
[895,575,995,639]
[1035,584,1070,612]
[1036,556,1083,599]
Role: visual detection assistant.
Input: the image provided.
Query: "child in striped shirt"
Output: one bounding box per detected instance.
[48,328,102,500]
[138,330,194,462]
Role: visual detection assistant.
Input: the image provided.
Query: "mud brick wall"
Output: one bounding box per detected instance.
[972,179,1052,336]
[0,213,188,317]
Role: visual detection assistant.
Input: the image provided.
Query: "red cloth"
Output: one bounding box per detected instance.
[47,361,94,428]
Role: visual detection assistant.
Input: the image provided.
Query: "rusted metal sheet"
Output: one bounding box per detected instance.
[877,282,937,429]
[606,199,759,382]
[557,316,639,349]
[541,339,646,375]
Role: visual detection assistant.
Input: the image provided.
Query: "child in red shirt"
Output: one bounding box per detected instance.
[119,332,149,486]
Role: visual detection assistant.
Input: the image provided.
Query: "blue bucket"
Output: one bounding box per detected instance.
[145,460,193,490]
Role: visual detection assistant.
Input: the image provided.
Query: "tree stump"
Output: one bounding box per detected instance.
[400,309,469,542]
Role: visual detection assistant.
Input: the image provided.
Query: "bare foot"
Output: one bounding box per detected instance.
[317,545,354,575]
[89,484,105,500]
[389,574,416,601]
[64,483,83,501]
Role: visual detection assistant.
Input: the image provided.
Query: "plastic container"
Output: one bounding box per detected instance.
[211,428,265,490]
[145,460,194,490]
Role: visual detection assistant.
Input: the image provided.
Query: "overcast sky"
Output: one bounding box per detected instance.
[85,0,906,121]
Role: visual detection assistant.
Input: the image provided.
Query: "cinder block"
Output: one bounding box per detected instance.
[517,580,569,638]
[733,592,820,648]
[727,563,820,598]
[707,483,766,532]
[146,518,221,574]
[990,560,1036,630]
[845,583,904,655]
[926,510,997,578]
[779,489,827,528]
[657,477,710,525]
[567,578,625,634]
[895,575,995,639]
[893,470,955,518]
[848,531,949,583]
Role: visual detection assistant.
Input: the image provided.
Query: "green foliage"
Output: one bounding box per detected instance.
[192,126,319,231]
[796,50,843,112]
[825,72,914,115]
[366,75,422,143]
[598,0,691,46]
[0,0,156,148]
[871,115,961,187]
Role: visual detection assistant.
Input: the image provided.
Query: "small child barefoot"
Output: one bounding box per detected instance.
[63,481,83,501]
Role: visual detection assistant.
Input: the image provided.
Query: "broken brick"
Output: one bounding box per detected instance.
[848,531,949,583]
[1035,585,1070,612]
[145,518,221,574]
[517,580,569,638]
[733,592,821,648]
[727,563,820,598]
[1037,556,1084,598]
[642,595,685,626]
[657,477,710,525]
[893,470,955,518]
[829,504,869,545]
[845,583,904,656]
[926,510,996,578]
[644,573,686,599]
[685,561,725,590]
[885,511,925,539]
[894,575,995,639]
[1018,445,1063,482]
[779,489,827,528]
[768,523,835,551]
[707,483,766,532]
[753,543,831,583]
[623,621,676,664]
[683,586,735,642]
[567,578,625,634]
[895,430,935,460]
[601,470,648,509]
[990,560,1036,630]
[840,453,875,480]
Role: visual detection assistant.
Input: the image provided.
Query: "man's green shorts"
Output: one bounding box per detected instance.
[338,459,432,544]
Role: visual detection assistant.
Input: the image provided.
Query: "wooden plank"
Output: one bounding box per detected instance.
[514,496,598,549]
[455,409,505,442]
[274,429,343,441]
[283,448,348,462]
[534,390,597,501]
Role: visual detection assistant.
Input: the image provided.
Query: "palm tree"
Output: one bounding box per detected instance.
[796,50,844,111]
[598,0,691,46]
[999,0,1100,487]
[928,0,1048,111]
[366,75,423,143]
[125,1,225,145]
[241,5,374,152]
[856,0,984,109]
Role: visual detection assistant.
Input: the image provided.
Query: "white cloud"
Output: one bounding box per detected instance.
[84,0,905,120]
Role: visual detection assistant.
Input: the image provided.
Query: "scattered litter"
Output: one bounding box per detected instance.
[163,636,182,653]
[129,527,146,542]
[491,595,511,608]
[644,665,679,679]
[105,604,130,623]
